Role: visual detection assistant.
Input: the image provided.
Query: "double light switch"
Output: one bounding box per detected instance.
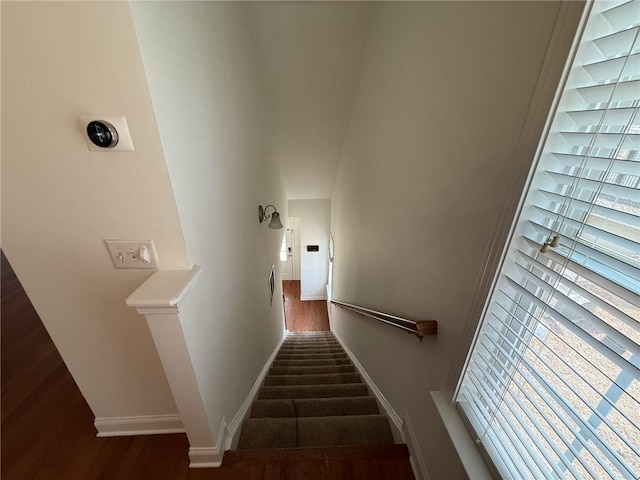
[105,240,159,269]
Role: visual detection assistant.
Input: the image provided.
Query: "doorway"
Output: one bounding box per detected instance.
[280,216,328,331]
[280,217,300,281]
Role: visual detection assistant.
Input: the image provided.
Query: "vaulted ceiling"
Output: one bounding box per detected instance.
[247,3,372,200]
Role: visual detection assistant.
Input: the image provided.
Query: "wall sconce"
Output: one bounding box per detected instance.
[258,205,284,229]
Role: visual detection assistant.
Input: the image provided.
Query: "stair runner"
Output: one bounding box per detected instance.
[238,331,394,449]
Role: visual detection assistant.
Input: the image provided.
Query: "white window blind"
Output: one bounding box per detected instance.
[455,1,640,479]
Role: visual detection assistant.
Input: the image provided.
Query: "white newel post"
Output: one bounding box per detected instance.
[126,266,221,468]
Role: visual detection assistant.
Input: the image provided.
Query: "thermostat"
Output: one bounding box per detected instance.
[87,121,118,148]
[79,115,135,152]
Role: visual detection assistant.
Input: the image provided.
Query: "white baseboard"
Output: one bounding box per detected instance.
[225,333,286,451]
[188,418,227,468]
[333,332,429,480]
[402,410,430,480]
[300,295,326,301]
[332,333,403,436]
[94,414,184,437]
[189,447,222,468]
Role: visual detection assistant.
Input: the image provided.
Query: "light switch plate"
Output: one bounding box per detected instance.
[105,240,159,269]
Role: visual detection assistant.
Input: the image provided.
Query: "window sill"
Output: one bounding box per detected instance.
[430,391,494,480]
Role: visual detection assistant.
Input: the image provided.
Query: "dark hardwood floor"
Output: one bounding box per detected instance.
[282,281,330,332]
[1,255,412,479]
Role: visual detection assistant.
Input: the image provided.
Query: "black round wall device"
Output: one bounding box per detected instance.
[86,120,119,148]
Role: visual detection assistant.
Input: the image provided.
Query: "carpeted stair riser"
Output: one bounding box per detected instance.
[276,353,348,361]
[264,372,361,386]
[238,415,393,450]
[269,364,355,375]
[283,338,339,342]
[271,358,352,367]
[278,346,344,352]
[282,340,339,344]
[280,345,341,350]
[283,346,341,350]
[250,396,380,418]
[259,383,369,399]
[281,340,340,344]
[238,331,395,451]
[278,348,345,355]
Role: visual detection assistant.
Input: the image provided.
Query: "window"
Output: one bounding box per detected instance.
[280,233,288,262]
[455,1,639,478]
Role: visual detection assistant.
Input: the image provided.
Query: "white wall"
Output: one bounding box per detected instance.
[1,2,190,419]
[329,2,577,478]
[288,200,331,300]
[130,2,286,444]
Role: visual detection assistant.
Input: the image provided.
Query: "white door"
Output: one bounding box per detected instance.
[280,217,300,280]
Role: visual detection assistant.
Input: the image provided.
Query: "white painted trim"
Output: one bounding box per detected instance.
[431,391,493,480]
[402,410,429,480]
[333,333,403,435]
[189,447,222,468]
[126,266,218,460]
[188,418,227,468]
[126,266,202,311]
[225,333,286,450]
[300,295,326,301]
[333,332,428,480]
[94,414,184,437]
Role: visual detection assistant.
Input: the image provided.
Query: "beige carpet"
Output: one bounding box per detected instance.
[238,331,394,449]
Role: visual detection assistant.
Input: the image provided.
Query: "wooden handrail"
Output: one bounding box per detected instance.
[330,300,437,341]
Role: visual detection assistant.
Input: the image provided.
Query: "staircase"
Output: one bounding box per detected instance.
[238,331,394,449]
[229,331,415,479]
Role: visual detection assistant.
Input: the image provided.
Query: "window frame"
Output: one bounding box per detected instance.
[453,1,640,478]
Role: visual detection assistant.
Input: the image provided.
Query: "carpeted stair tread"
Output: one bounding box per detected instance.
[284,338,336,343]
[281,340,340,344]
[282,340,340,345]
[281,344,341,349]
[259,383,368,399]
[276,352,348,360]
[269,364,355,375]
[286,332,334,336]
[279,344,342,348]
[283,338,338,344]
[278,347,344,354]
[272,358,352,367]
[278,350,345,356]
[264,372,361,386]
[277,348,345,355]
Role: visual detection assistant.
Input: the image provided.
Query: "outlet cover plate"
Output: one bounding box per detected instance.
[105,240,159,269]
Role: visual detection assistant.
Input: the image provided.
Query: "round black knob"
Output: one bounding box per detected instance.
[86,121,119,148]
